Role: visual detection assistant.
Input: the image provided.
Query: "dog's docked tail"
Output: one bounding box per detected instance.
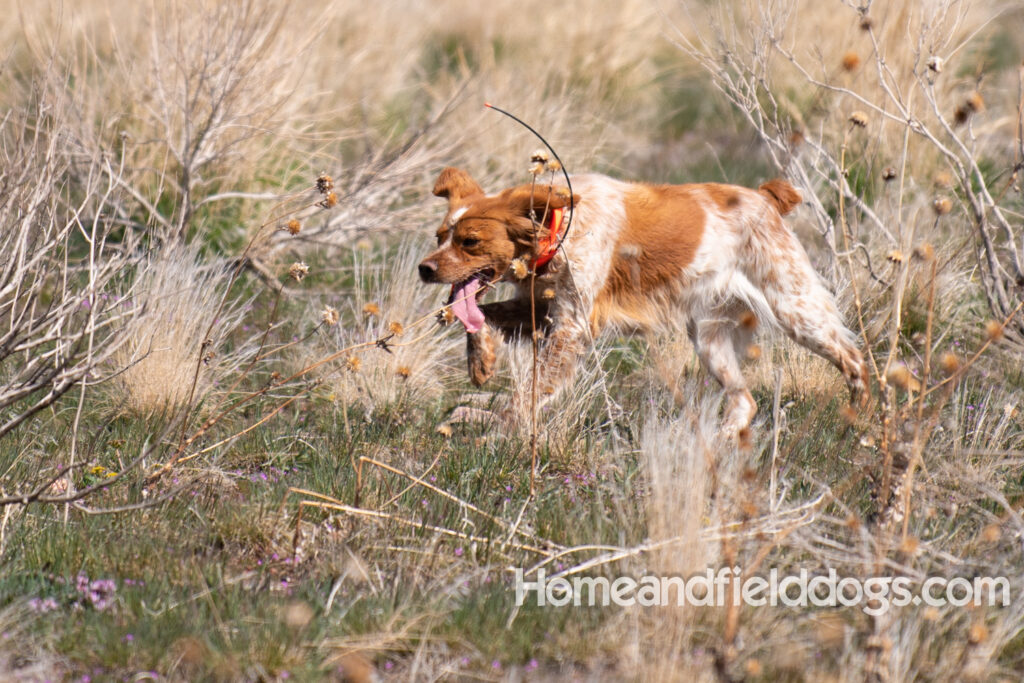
[758,179,801,216]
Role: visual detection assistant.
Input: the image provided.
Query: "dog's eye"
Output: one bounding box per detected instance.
[461,237,479,248]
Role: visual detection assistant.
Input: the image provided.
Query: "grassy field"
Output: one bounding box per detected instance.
[3,0,1024,681]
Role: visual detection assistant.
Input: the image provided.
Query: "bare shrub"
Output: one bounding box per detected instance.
[0,87,138,440]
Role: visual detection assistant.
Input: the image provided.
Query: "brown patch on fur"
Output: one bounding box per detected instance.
[758,179,801,215]
[591,184,706,331]
[705,184,743,210]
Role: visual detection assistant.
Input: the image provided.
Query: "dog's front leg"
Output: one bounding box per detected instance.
[466,326,496,387]
[533,318,589,399]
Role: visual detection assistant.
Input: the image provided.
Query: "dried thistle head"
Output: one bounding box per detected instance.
[321,306,339,327]
[545,158,562,174]
[934,171,954,189]
[882,166,897,182]
[968,623,989,645]
[396,365,411,379]
[927,55,943,74]
[362,302,380,317]
[387,321,404,337]
[886,250,905,265]
[984,319,1004,341]
[859,15,873,30]
[529,162,545,176]
[322,191,339,209]
[848,111,869,128]
[886,363,920,391]
[913,243,935,262]
[509,258,529,279]
[285,219,302,236]
[345,355,361,373]
[316,173,334,195]
[899,536,920,555]
[541,287,556,300]
[966,92,985,113]
[288,262,310,282]
[939,351,960,375]
[932,197,953,215]
[437,307,455,326]
[841,52,861,72]
[529,149,549,164]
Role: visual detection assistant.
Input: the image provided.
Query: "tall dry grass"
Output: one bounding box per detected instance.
[109,246,252,416]
[310,241,464,414]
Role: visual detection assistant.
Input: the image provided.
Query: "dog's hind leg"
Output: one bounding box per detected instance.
[748,228,868,404]
[692,315,758,438]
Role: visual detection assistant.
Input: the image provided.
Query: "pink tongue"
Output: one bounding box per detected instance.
[450,277,485,333]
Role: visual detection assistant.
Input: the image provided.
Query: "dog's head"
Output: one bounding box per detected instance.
[418,167,579,332]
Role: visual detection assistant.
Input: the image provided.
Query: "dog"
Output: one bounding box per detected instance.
[418,167,867,436]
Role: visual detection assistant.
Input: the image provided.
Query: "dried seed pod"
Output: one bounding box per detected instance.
[510,258,529,279]
[938,351,960,375]
[913,243,935,261]
[848,111,869,128]
[320,306,339,326]
[932,197,953,215]
[288,262,309,282]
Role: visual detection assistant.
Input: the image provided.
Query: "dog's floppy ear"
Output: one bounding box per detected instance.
[500,184,581,217]
[433,167,484,203]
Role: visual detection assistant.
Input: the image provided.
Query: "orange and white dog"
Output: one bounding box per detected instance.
[418,167,867,436]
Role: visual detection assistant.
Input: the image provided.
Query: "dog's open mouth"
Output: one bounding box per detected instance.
[447,270,493,334]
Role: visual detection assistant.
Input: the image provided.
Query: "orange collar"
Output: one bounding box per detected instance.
[531,207,565,270]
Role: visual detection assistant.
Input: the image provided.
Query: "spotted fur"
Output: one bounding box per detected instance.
[419,167,868,436]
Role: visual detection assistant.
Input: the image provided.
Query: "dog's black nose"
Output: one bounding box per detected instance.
[418,260,438,282]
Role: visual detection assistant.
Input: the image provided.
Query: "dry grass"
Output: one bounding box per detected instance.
[310,241,464,413]
[109,246,251,416]
[2,0,1024,680]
